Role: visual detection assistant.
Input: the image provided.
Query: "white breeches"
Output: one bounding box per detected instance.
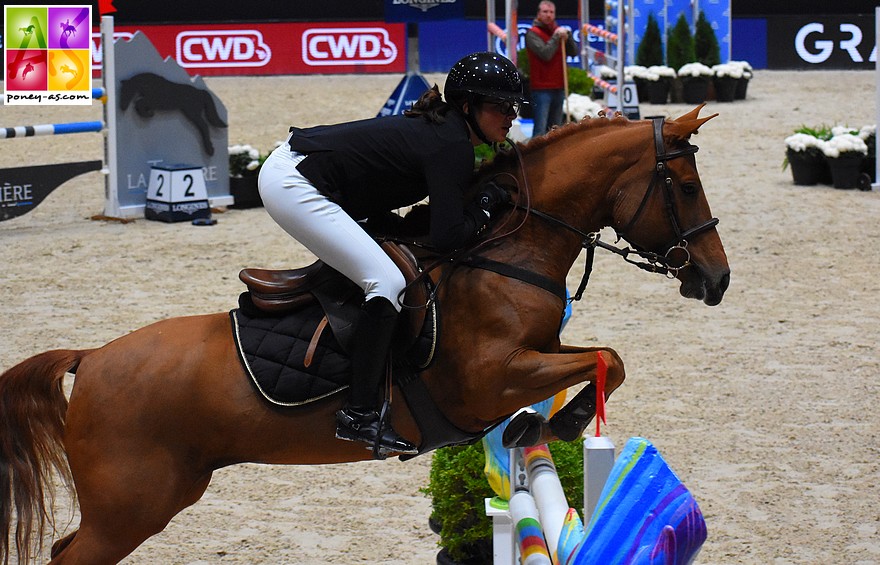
[258,143,405,311]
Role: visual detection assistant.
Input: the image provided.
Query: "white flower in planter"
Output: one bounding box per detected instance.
[784,133,826,153]
[678,62,714,78]
[822,134,868,158]
[228,143,265,178]
[712,63,744,79]
[597,64,618,79]
[857,124,875,141]
[624,65,647,81]
[644,65,676,81]
[564,93,603,121]
[729,60,753,79]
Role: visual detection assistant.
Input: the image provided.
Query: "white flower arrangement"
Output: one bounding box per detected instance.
[624,65,647,82]
[712,63,744,79]
[729,60,753,79]
[678,62,714,78]
[644,65,676,82]
[597,64,618,79]
[784,132,827,153]
[228,144,265,177]
[859,124,876,141]
[822,133,868,158]
[564,93,604,121]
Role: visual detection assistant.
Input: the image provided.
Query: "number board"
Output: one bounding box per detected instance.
[144,164,211,223]
[604,82,641,120]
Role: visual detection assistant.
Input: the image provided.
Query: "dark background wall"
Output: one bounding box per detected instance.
[0,0,874,25]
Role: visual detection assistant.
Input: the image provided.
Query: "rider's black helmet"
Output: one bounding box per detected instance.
[445,52,527,103]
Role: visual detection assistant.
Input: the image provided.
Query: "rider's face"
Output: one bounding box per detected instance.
[467,99,517,144]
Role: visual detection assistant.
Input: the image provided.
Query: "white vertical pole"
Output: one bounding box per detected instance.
[487,0,496,52]
[583,436,615,521]
[505,0,517,66]
[101,15,120,217]
[614,0,625,113]
[580,0,590,70]
[874,6,879,190]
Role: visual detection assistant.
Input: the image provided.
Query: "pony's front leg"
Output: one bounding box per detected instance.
[502,345,624,448]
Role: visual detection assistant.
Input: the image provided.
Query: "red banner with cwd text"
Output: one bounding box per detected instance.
[90,21,407,76]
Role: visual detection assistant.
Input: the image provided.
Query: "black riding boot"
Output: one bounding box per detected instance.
[335,296,418,455]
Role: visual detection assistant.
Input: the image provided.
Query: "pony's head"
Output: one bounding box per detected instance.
[611,105,729,305]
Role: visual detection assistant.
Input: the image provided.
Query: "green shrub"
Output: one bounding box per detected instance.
[517,47,530,80]
[423,438,586,562]
[636,12,664,67]
[694,11,720,67]
[666,13,695,71]
[567,66,595,95]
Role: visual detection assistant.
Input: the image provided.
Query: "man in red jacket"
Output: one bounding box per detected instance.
[526,0,578,137]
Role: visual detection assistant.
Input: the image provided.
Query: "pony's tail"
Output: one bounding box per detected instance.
[0,349,91,565]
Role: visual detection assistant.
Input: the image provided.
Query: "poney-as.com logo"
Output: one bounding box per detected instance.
[4,4,93,105]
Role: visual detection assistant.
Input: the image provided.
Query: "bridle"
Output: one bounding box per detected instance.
[397,117,720,308]
[506,117,719,302]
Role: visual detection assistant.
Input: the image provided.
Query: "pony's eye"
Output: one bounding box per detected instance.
[681,183,698,195]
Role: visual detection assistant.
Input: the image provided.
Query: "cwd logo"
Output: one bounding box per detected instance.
[303,27,398,66]
[176,30,271,68]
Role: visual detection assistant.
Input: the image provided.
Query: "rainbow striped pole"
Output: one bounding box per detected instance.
[523,445,570,561]
[509,448,552,565]
[0,121,104,139]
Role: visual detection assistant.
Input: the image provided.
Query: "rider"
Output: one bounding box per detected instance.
[257,52,526,455]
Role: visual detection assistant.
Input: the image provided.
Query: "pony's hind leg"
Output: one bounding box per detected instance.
[49,469,213,564]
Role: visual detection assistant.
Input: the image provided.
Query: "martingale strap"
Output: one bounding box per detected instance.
[462,255,567,303]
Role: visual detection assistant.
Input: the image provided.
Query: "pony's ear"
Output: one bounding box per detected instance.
[668,104,718,139]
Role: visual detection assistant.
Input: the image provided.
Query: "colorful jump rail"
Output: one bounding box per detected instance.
[488,437,708,565]
[582,23,618,43]
[0,120,104,139]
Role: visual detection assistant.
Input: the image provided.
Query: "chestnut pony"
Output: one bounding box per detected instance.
[0,105,729,564]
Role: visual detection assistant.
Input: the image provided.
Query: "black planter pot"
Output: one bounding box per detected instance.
[436,541,493,565]
[229,175,263,209]
[714,76,738,102]
[681,77,710,104]
[645,80,670,104]
[827,153,866,189]
[786,149,825,186]
[734,77,749,100]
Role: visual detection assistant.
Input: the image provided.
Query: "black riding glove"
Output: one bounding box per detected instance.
[477,181,511,217]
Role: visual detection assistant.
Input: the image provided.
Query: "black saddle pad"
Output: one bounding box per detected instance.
[230,292,351,406]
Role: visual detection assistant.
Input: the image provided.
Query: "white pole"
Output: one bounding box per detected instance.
[614,0,625,114]
[487,0,496,52]
[874,6,879,190]
[505,0,517,66]
[583,436,615,521]
[101,15,120,217]
[580,0,590,71]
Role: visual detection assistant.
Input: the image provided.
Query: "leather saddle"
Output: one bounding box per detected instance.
[238,241,433,358]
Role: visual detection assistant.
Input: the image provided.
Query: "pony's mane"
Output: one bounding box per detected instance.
[482,114,643,174]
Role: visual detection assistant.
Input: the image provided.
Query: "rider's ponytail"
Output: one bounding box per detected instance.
[404,84,451,123]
